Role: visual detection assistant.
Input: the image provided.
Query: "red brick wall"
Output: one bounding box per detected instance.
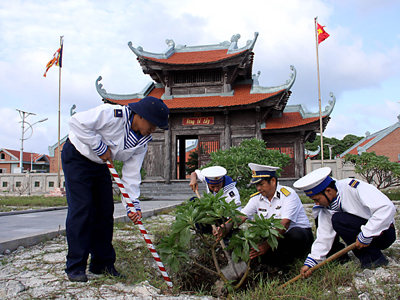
[368,127,400,162]
[0,151,15,173]
[49,141,66,173]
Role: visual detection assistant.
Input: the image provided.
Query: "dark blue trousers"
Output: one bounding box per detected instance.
[260,227,314,269]
[332,212,396,266]
[62,141,116,274]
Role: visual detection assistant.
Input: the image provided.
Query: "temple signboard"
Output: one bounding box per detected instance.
[182,117,214,126]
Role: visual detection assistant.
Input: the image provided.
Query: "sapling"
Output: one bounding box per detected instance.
[157,190,285,292]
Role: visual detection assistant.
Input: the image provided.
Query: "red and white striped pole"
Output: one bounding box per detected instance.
[107,162,173,288]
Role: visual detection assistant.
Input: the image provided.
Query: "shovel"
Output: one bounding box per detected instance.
[195,190,247,281]
[279,242,356,289]
[211,224,247,281]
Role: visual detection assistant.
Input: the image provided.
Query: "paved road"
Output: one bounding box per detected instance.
[0,200,183,254]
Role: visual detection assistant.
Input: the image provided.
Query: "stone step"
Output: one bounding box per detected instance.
[112,181,206,200]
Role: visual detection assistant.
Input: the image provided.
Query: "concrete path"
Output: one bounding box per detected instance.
[0,200,183,254]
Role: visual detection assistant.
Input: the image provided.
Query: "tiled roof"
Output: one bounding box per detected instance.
[262,112,323,130]
[105,84,285,109]
[346,137,376,155]
[143,49,247,65]
[1,149,50,162]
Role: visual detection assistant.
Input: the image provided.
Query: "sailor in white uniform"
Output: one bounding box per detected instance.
[62,96,169,282]
[189,166,241,234]
[293,167,396,278]
[190,165,241,210]
[216,163,313,271]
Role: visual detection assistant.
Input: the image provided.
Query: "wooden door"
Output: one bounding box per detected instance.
[198,135,220,167]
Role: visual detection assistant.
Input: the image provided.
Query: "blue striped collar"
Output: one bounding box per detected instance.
[124,107,153,149]
[210,176,237,195]
[328,193,342,211]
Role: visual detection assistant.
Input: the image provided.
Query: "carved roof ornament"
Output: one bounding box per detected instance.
[252,71,261,86]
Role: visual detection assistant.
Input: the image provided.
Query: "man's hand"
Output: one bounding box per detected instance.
[213,223,232,241]
[189,180,198,193]
[189,172,199,192]
[128,211,142,225]
[356,239,370,250]
[99,148,113,167]
[250,241,270,259]
[300,265,312,278]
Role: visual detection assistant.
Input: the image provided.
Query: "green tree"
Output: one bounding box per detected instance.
[204,138,291,190]
[344,152,400,189]
[186,149,198,175]
[305,134,363,160]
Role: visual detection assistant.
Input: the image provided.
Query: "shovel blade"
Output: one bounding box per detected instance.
[221,261,247,281]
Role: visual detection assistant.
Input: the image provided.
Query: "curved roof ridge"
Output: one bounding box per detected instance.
[128,32,259,59]
[95,76,154,100]
[251,65,296,94]
[284,92,336,118]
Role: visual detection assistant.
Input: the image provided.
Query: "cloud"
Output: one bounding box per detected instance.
[0,0,399,154]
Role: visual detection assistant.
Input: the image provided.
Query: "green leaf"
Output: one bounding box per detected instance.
[179,227,192,246]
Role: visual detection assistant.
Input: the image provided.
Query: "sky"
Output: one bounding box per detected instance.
[0,0,399,155]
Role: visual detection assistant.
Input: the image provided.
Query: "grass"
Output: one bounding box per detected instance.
[112,211,398,299]
[383,188,400,200]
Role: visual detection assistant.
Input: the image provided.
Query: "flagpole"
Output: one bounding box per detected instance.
[57,36,63,188]
[314,17,324,167]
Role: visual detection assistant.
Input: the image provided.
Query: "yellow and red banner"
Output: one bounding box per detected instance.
[317,23,330,44]
[43,38,63,77]
[182,117,214,126]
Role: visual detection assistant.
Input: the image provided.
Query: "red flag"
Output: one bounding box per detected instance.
[317,23,330,44]
[43,38,63,77]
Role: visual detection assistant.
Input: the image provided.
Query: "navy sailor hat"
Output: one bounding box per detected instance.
[128,96,169,130]
[293,167,333,196]
[201,166,227,185]
[248,163,279,184]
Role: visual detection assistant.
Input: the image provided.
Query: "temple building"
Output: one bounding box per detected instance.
[95,32,335,182]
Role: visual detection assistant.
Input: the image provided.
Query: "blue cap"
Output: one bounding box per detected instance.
[248,163,279,184]
[128,96,169,130]
[293,167,333,196]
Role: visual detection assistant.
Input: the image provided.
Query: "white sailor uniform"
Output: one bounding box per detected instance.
[68,103,150,211]
[304,178,396,268]
[244,163,314,268]
[195,169,241,210]
[241,184,311,231]
[62,103,152,274]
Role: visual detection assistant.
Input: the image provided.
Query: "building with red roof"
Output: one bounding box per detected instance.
[95,32,335,181]
[340,115,400,162]
[0,148,50,173]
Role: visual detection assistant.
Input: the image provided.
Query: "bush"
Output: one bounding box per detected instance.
[204,138,291,190]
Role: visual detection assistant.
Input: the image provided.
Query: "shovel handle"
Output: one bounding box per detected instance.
[279,242,357,289]
[195,189,201,198]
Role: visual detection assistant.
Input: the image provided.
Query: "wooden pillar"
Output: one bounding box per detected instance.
[164,127,171,184]
[223,109,231,150]
[255,106,262,139]
[298,131,306,178]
